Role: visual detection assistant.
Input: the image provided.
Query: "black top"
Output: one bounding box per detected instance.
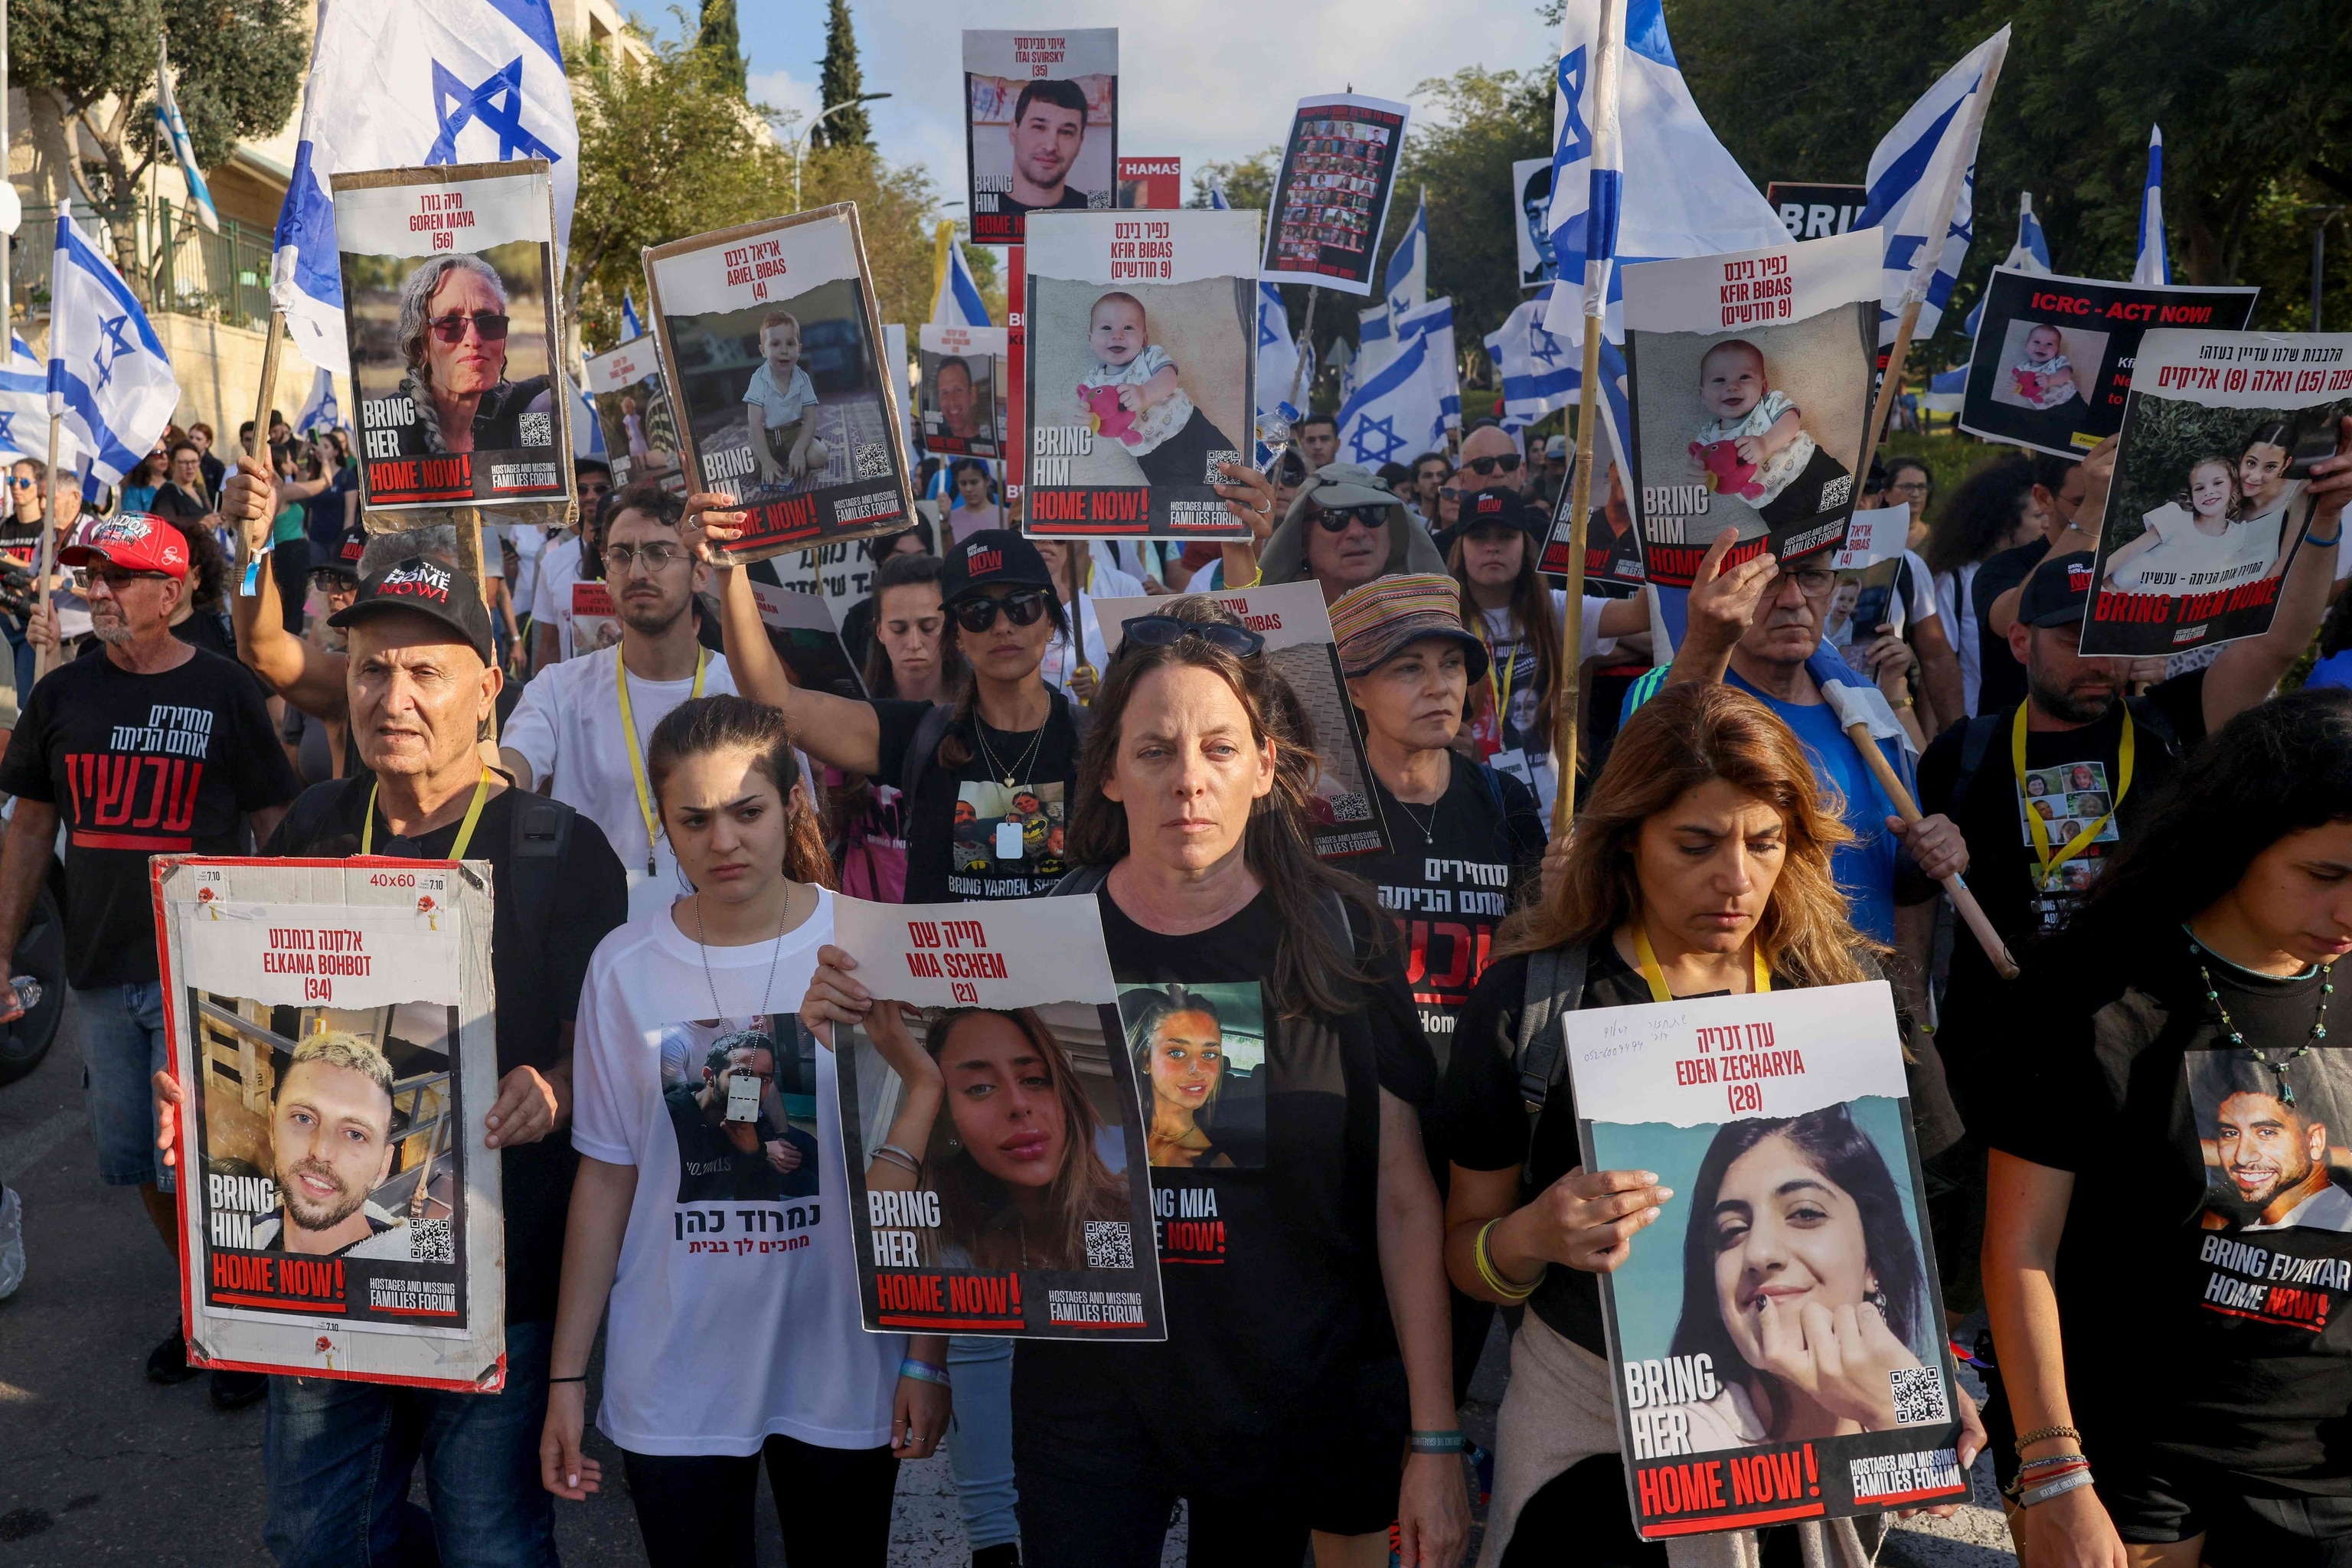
[1981,935,2352,1492]
[872,693,1082,903]
[268,776,629,1324]
[0,648,298,987]
[1001,186,1094,219]
[149,481,213,527]
[662,1086,818,1203]
[1969,537,2049,715]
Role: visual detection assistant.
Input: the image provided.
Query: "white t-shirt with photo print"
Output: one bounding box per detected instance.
[570,887,903,1455]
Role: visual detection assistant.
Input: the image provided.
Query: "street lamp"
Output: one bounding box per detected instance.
[789,92,892,210]
[2312,207,2346,332]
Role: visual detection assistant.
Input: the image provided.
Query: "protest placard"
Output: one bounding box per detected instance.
[583,338,684,493]
[831,897,1165,1339]
[1565,981,1968,1538]
[1260,93,1411,296]
[2081,330,2352,658]
[1763,181,1870,243]
[919,322,1009,460]
[1116,157,1181,211]
[567,579,619,655]
[1624,229,1878,587]
[757,535,903,631]
[1096,580,1388,859]
[964,30,1118,246]
[1540,423,1648,587]
[1514,157,1557,290]
[1957,270,2259,459]
[155,857,502,1388]
[1828,502,1911,572]
[748,583,866,700]
[642,205,916,564]
[333,162,570,518]
[1022,209,1257,541]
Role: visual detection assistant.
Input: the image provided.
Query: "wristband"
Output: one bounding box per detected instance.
[2017,1469,2095,1509]
[2016,1454,2088,1473]
[2308,530,2344,548]
[871,1142,922,1175]
[549,1374,588,1384]
[2014,1424,2081,1453]
[1410,1430,1467,1454]
[898,1358,950,1387]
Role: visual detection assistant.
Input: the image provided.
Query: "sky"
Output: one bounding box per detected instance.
[734,0,1557,220]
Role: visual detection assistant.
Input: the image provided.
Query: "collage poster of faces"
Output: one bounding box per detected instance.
[156,858,505,1387]
[642,205,917,565]
[1956,270,2258,461]
[583,338,685,493]
[1259,93,1410,296]
[1565,982,1968,1537]
[332,161,572,519]
[963,29,1118,247]
[1021,209,1258,539]
[831,897,1165,1339]
[2082,330,2352,658]
[1622,228,1879,590]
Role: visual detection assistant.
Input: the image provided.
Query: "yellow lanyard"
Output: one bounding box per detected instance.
[2012,702,2132,892]
[618,645,707,875]
[1632,923,1772,1004]
[1478,613,1519,737]
[361,769,492,858]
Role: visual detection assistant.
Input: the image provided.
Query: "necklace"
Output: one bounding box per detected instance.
[693,883,796,1026]
[973,704,1049,790]
[1391,792,1440,844]
[2191,935,2333,1109]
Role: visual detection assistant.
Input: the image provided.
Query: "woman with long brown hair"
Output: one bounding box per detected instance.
[1438,681,1978,1567]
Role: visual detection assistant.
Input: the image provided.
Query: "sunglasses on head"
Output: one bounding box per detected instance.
[425,312,511,345]
[950,589,1049,633]
[1463,453,1522,476]
[1313,504,1390,533]
[1118,616,1266,659]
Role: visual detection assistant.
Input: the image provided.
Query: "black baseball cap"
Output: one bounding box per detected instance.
[941,528,1054,604]
[327,552,496,664]
[2018,550,2099,629]
[1457,487,1547,539]
[318,520,367,581]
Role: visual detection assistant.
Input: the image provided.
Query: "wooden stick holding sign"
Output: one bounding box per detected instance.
[1841,718,2018,980]
[31,406,60,681]
[247,312,286,461]
[1860,298,1919,469]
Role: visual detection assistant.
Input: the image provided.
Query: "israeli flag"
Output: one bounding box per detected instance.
[1357,303,1394,377]
[1923,364,1967,415]
[292,366,340,436]
[572,378,605,459]
[271,0,580,375]
[47,206,179,492]
[1486,287,1581,423]
[1208,183,1230,211]
[622,290,644,341]
[1962,190,2052,338]
[155,39,219,234]
[1542,0,1784,343]
[1858,26,2010,345]
[1396,296,1459,432]
[1256,282,1301,425]
[0,333,74,468]
[933,242,991,329]
[2133,127,2169,286]
[1337,328,1444,471]
[1384,190,1428,323]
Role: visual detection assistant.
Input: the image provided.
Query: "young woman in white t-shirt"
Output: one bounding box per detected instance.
[540,694,949,1566]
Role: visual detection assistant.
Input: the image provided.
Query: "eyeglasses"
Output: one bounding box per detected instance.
[1313,504,1390,534]
[603,542,687,574]
[74,566,170,592]
[8,477,32,489]
[1119,616,1266,659]
[1884,477,1932,498]
[1463,453,1523,477]
[426,312,511,345]
[1788,567,1838,596]
[950,589,1049,633]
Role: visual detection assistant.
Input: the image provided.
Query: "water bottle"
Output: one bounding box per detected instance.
[8,976,40,1016]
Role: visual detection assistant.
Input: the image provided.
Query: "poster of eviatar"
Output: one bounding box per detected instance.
[748,583,867,701]
[155,857,503,1387]
[1623,229,1879,588]
[1957,270,2259,459]
[1096,581,1388,860]
[333,161,572,518]
[963,29,1118,246]
[1564,981,1968,1540]
[1514,157,1557,290]
[1023,209,1256,541]
[829,897,1165,1340]
[642,204,916,564]
[920,322,1009,460]
[2080,330,2352,658]
[1260,93,1411,296]
[1116,156,1181,211]
[1539,423,1648,588]
[583,338,684,493]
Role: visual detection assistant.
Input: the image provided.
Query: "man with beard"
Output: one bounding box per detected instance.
[501,482,740,923]
[2199,1065,2352,1233]
[999,79,1098,224]
[665,1035,815,1204]
[250,1033,413,1259]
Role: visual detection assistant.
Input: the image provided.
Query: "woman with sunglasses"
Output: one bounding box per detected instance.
[1259,460,1449,605]
[120,444,167,514]
[391,254,554,458]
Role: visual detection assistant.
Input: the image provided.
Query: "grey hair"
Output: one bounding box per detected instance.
[397,255,508,454]
[357,524,458,577]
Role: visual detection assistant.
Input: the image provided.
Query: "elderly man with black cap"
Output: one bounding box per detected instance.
[1260,460,1449,604]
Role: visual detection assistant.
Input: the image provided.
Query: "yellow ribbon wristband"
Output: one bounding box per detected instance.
[617,645,707,877]
[1476,1219,1540,1302]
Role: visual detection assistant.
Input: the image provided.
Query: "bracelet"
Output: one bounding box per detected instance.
[1891,695,1915,710]
[2017,1469,2096,1509]
[898,1358,951,1387]
[2309,531,2344,548]
[1410,1430,1467,1454]
[2016,1453,2088,1472]
[549,1374,588,1384]
[871,1143,922,1176]
[2014,1424,2081,1453]
[1475,1219,1541,1302]
[1230,566,1264,590]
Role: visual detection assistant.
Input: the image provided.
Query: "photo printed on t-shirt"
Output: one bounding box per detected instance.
[949,780,1069,898]
[660,1012,824,1208]
[1117,981,1266,1174]
[2184,1047,2352,1331]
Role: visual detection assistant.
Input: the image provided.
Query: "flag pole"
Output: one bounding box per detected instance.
[247,311,284,461]
[1286,285,1321,416]
[1862,299,1920,462]
[31,410,57,682]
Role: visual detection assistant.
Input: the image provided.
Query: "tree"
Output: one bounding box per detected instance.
[1380,66,1550,356]
[1188,150,1279,212]
[812,0,871,150]
[695,0,746,97]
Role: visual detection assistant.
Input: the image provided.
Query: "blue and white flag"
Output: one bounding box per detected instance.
[1962,190,2052,338]
[1208,182,1230,211]
[1485,287,1580,423]
[0,333,74,468]
[1395,296,1459,433]
[1337,328,1445,471]
[271,0,579,376]
[47,205,178,492]
[1255,282,1301,426]
[1923,364,1967,415]
[1356,303,1394,378]
[931,232,992,328]
[2133,126,2169,286]
[292,365,339,436]
[1384,189,1427,324]
[1858,26,2010,345]
[1542,0,1784,343]
[621,290,644,341]
[572,377,605,460]
[155,39,219,235]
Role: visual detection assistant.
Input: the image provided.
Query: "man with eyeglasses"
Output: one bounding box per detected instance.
[500,482,737,923]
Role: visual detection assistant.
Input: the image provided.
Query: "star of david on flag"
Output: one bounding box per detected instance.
[48,204,176,491]
[1337,329,1442,470]
[0,332,74,469]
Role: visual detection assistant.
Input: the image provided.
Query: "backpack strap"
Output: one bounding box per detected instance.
[2125,693,2184,761]
[899,701,956,813]
[1514,941,1589,1184]
[1050,862,1113,897]
[1945,711,2004,821]
[505,794,575,977]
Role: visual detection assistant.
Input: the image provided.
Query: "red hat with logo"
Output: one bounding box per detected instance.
[58,513,190,580]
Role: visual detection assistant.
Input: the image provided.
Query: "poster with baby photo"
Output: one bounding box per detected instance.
[2080,330,2352,658]
[1564,981,1967,1539]
[829,896,1165,1339]
[642,204,916,565]
[919,322,1008,460]
[1622,229,1879,589]
[1538,417,1648,588]
[154,856,505,1390]
[1260,93,1412,296]
[583,338,684,493]
[332,161,571,519]
[1958,269,2259,459]
[964,30,1118,247]
[1095,580,1390,861]
[1021,209,1257,540]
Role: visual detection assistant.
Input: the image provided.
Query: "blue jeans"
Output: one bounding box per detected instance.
[947,1334,1018,1551]
[76,981,172,1191]
[263,1319,557,1568]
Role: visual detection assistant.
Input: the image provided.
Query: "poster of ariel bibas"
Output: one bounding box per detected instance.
[154,857,503,1388]
[830,897,1165,1340]
[1563,982,1968,1539]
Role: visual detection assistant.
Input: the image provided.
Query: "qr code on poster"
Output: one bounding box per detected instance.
[518,412,553,448]
[1890,1367,1949,1426]
[1327,790,1370,822]
[1083,1220,1134,1270]
[1201,448,1242,483]
[408,1219,455,1265]
[855,443,893,479]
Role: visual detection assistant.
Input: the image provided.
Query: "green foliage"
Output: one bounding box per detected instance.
[694,0,746,96]
[1189,150,1279,212]
[812,0,871,149]
[1380,66,1552,358]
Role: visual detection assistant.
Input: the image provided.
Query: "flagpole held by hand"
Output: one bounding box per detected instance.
[248,311,285,462]
[1841,718,2018,980]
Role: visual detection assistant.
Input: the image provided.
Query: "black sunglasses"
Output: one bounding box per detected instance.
[950,589,1049,633]
[426,312,511,344]
[1119,616,1266,659]
[1313,504,1390,534]
[1463,453,1522,476]
[310,570,358,593]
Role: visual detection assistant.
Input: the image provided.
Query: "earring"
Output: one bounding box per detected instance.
[1867,1279,1888,1316]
